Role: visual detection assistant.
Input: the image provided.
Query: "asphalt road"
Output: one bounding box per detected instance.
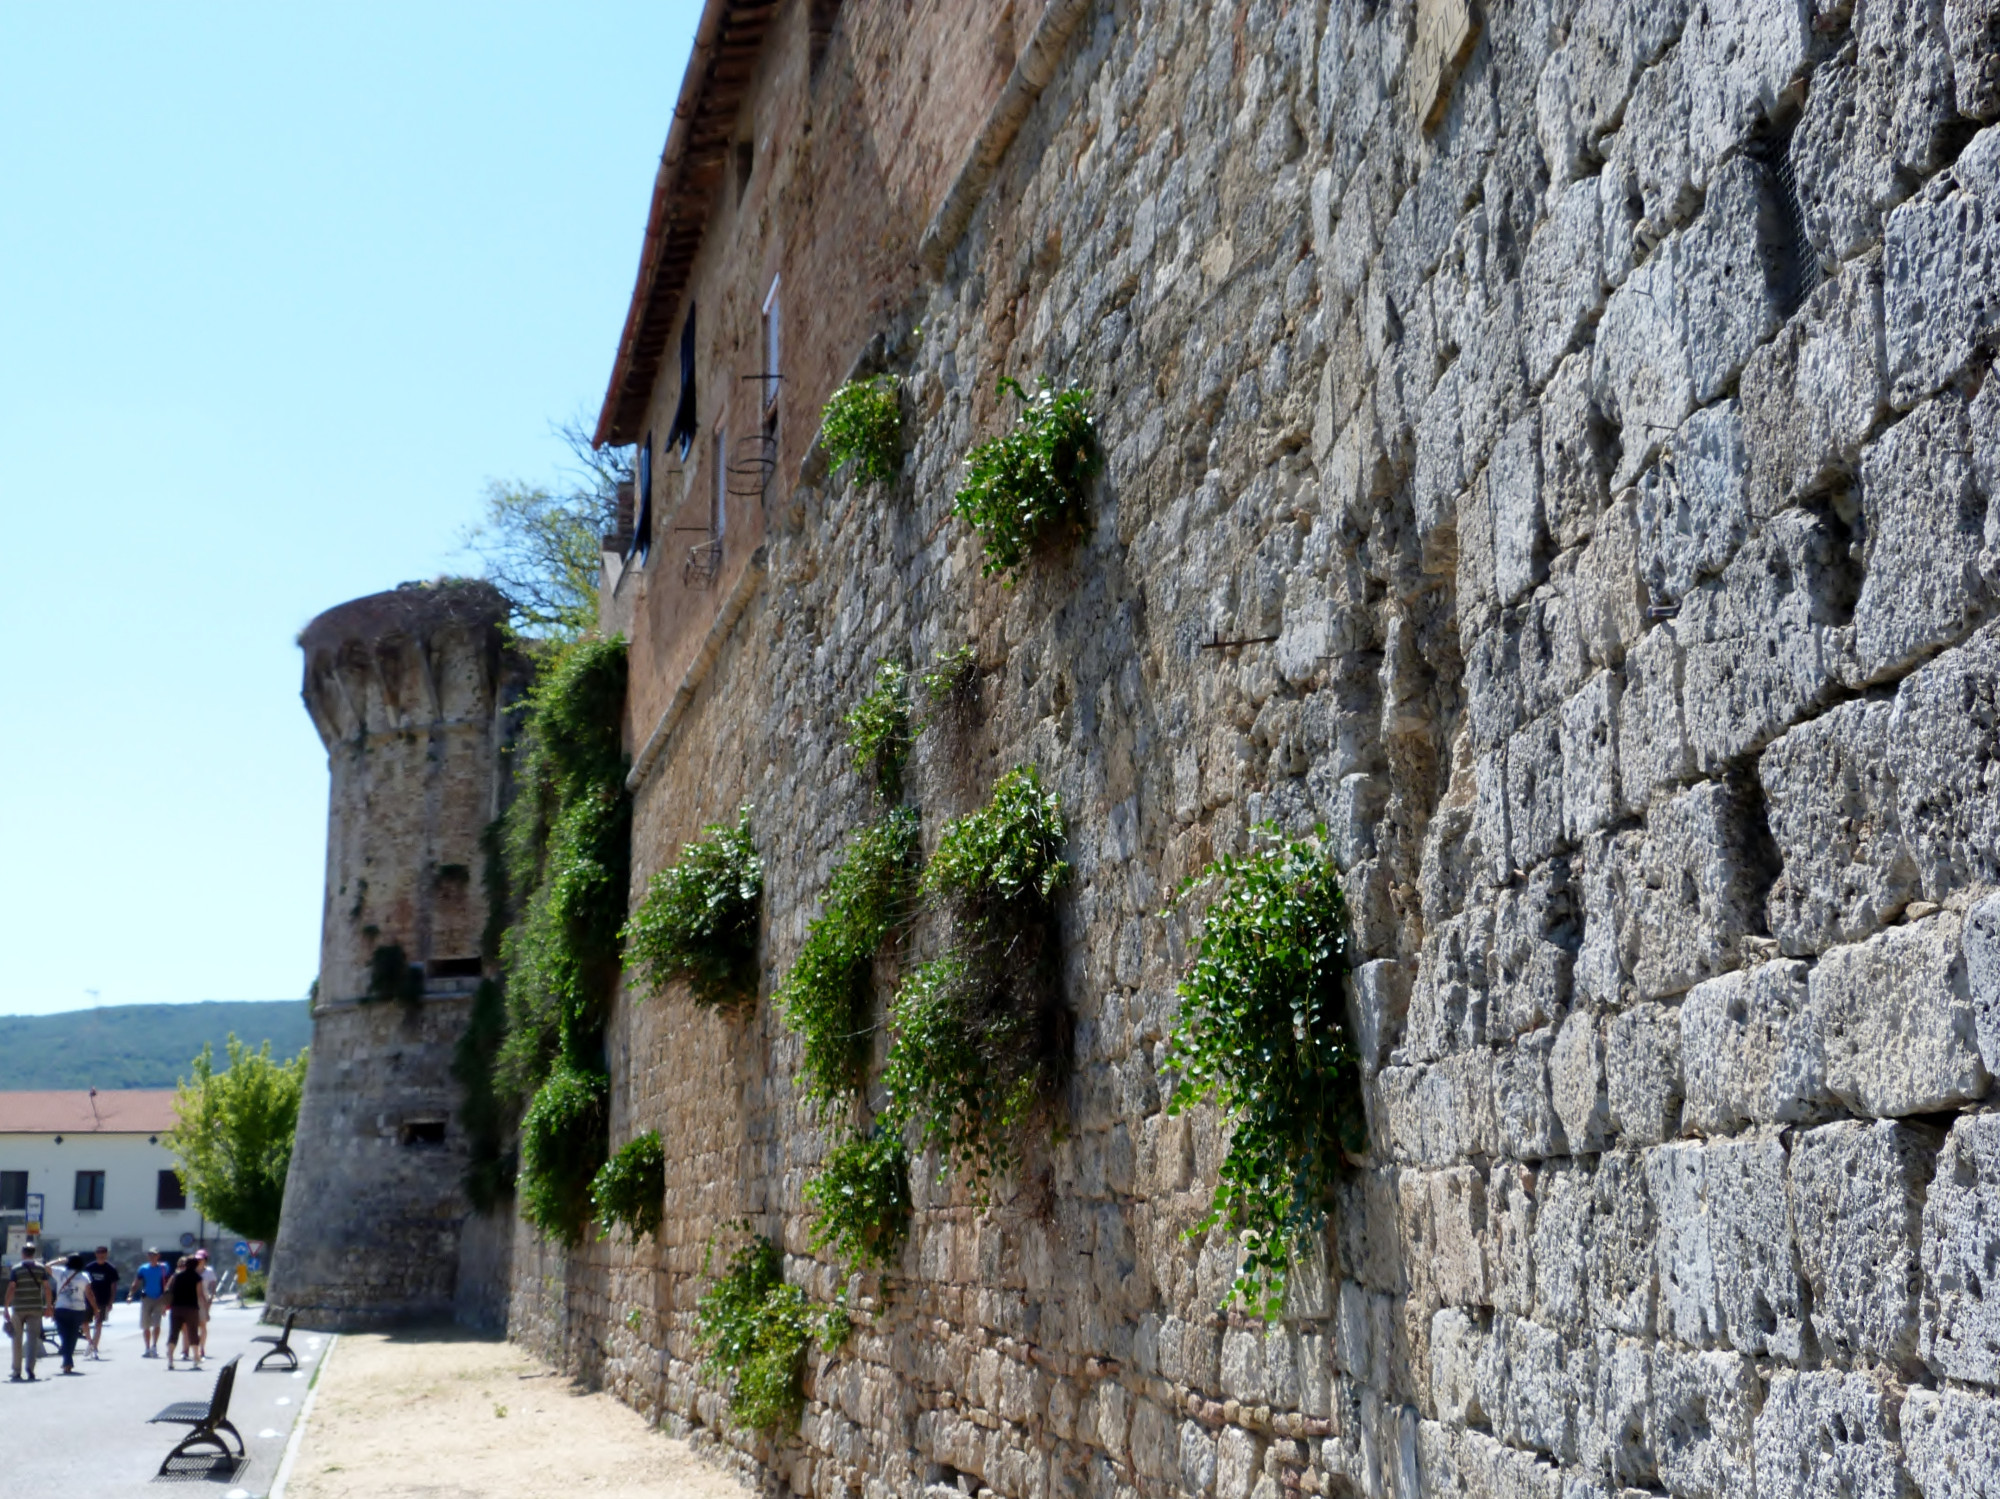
[3,1296,329,1496]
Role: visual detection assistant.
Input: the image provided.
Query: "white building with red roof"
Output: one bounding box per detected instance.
[0,1089,225,1266]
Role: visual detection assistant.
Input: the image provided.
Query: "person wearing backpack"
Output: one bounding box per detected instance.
[49,1251,95,1375]
[5,1244,52,1381]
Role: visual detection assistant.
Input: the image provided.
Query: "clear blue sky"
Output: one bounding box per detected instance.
[0,3,699,1016]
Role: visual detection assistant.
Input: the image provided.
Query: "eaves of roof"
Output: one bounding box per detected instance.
[594,0,783,449]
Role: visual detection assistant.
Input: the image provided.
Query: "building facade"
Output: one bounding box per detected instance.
[268,580,527,1329]
[0,1090,220,1265]
[506,3,2000,1498]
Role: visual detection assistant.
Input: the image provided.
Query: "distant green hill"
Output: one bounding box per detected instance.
[0,1001,312,1091]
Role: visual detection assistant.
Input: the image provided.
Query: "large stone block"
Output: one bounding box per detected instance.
[1760,696,1918,956]
[1560,670,1621,842]
[1636,400,1750,607]
[1495,1028,1566,1161]
[1615,624,1693,813]
[1949,0,2000,120]
[1522,179,1608,391]
[1886,124,2000,405]
[1540,353,1616,550]
[1854,390,1996,682]
[1790,0,1959,264]
[1753,1370,1910,1499]
[1493,410,1550,608]
[1677,506,1859,771]
[1810,913,1991,1118]
[1650,1348,1758,1499]
[1740,250,1887,520]
[1629,779,1775,1002]
[1505,712,1567,873]
[1679,960,1829,1134]
[1791,1119,1940,1370]
[1550,1007,1608,1154]
[1604,1002,1683,1146]
[1901,1386,2000,1499]
[1649,1134,1806,1360]
[1532,1161,1593,1335]
[1970,892,2000,1078]
[1888,622,2000,900]
[1589,1150,1659,1338]
[1488,860,1577,1043]
[1681,0,1812,183]
[1922,1113,2000,1387]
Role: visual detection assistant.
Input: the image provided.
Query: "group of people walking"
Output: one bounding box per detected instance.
[3,1243,219,1380]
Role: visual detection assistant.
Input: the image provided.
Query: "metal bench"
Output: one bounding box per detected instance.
[149,1355,244,1473]
[251,1310,298,1371]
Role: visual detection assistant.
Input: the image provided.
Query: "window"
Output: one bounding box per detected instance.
[761,275,781,413]
[0,1171,25,1212]
[156,1170,186,1211]
[735,139,754,202]
[712,426,727,539]
[426,956,482,980]
[400,1119,447,1147]
[667,305,698,459]
[633,435,654,560]
[74,1171,105,1212]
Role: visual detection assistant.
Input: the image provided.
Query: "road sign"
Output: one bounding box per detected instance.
[246,1256,262,1272]
[234,1241,249,1260]
[180,1232,196,1249]
[249,1241,266,1257]
[24,1193,42,1237]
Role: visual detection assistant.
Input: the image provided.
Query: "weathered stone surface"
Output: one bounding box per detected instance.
[1792,1119,1941,1369]
[1753,1370,1910,1499]
[1902,1386,2000,1499]
[1680,961,1828,1134]
[1948,0,2000,120]
[1791,0,1959,263]
[1590,1151,1659,1338]
[1740,251,1886,520]
[1523,180,1608,392]
[1681,0,1813,184]
[1550,1008,1608,1154]
[1812,912,1992,1117]
[1650,1134,1807,1360]
[1615,624,1693,813]
[1886,125,2000,405]
[1604,1002,1684,1146]
[1540,354,1616,551]
[1635,400,1750,607]
[1888,623,2000,899]
[1494,410,1551,609]
[1969,892,2000,1078]
[1922,1113,2000,1386]
[1854,390,1996,682]
[1560,671,1620,842]
[1650,1348,1758,1499]
[1628,779,1776,1002]
[1760,696,1918,956]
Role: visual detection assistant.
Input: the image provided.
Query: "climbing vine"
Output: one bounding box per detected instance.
[622,809,764,1008]
[590,1130,666,1241]
[517,1059,609,1246]
[695,1235,850,1432]
[804,1129,911,1270]
[843,660,912,800]
[953,377,1100,582]
[1164,827,1363,1317]
[777,808,919,1115]
[881,766,1069,1196]
[818,374,902,484]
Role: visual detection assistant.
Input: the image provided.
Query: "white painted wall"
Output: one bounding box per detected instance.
[0,1131,224,1259]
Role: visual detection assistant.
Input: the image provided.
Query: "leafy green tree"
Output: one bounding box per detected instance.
[463,418,634,640]
[164,1035,308,1243]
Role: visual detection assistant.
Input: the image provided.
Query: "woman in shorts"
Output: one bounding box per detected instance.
[166,1256,203,1372]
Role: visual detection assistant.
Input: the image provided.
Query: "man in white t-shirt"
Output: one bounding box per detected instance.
[195,1252,218,1357]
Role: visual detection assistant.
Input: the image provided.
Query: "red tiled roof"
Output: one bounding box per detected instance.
[0,1090,180,1136]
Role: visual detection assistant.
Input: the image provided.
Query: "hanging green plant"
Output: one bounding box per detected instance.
[623,808,764,1008]
[778,808,920,1115]
[365,944,424,1008]
[804,1128,912,1270]
[818,374,903,484]
[882,766,1069,1196]
[590,1130,666,1241]
[953,377,1101,582]
[518,1060,609,1245]
[1163,826,1363,1317]
[843,660,912,800]
[695,1235,850,1432]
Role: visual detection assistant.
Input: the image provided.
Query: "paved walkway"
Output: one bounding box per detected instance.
[2,1296,329,1496]
[283,1327,746,1499]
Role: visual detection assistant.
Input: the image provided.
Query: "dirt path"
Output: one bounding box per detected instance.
[283,1328,746,1499]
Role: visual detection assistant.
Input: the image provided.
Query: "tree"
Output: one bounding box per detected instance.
[464,417,634,641]
[164,1035,308,1244]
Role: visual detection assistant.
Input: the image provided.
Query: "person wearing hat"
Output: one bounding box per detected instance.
[4,1244,51,1381]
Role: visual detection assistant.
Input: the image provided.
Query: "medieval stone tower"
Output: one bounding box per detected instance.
[269,580,526,1328]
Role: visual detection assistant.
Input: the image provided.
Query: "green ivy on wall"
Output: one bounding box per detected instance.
[518,1059,609,1246]
[622,808,764,1008]
[695,1235,849,1432]
[590,1130,666,1241]
[1164,826,1363,1316]
[842,660,912,801]
[777,807,919,1115]
[804,1128,911,1270]
[818,374,903,485]
[953,377,1100,582]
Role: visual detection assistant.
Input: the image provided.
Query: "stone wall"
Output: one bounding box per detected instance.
[518,2,2000,1497]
